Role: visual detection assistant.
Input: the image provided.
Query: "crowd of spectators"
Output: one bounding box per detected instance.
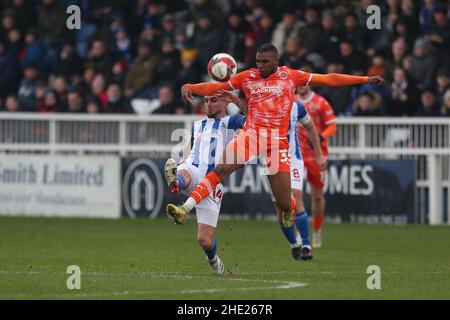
[0,0,449,116]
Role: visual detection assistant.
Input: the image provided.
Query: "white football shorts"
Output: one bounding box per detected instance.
[177,163,223,227]
[290,157,304,191]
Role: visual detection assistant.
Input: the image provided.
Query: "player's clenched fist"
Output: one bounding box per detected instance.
[181,84,194,104]
[368,75,385,86]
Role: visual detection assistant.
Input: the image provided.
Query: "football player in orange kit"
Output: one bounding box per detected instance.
[166,43,384,229]
[296,86,337,248]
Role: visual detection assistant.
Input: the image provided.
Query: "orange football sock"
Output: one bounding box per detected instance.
[190,171,221,204]
[312,215,324,231]
[290,195,295,212]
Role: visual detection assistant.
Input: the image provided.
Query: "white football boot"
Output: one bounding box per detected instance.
[207,255,229,276]
[312,229,322,248]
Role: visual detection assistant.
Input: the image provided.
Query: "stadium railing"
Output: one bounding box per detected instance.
[0,113,449,225]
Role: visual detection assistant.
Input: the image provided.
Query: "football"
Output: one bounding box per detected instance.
[207,53,237,82]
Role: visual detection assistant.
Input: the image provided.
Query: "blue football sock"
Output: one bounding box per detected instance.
[279,224,298,247]
[295,211,311,246]
[177,173,186,190]
[203,239,217,260]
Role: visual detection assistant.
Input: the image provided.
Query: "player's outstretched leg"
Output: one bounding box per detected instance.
[166,204,188,225]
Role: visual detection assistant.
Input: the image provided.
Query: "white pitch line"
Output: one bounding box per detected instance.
[0,271,307,299]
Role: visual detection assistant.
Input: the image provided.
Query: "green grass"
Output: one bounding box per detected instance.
[0,216,449,299]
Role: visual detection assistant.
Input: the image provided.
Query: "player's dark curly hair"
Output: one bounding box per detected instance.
[257,43,278,56]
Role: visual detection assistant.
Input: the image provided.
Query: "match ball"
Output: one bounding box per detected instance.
[207,53,237,82]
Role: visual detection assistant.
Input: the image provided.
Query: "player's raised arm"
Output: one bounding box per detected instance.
[181,82,232,104]
[309,73,385,87]
[216,89,248,115]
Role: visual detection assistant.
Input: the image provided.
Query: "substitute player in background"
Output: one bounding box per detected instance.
[164,94,245,276]
[167,43,384,228]
[296,86,337,248]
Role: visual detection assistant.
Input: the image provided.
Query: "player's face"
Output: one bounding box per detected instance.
[204,96,226,118]
[256,51,278,78]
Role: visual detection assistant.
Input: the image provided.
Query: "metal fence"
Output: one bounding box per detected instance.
[1,113,449,224]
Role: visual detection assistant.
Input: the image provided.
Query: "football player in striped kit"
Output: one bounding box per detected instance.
[164,93,245,276]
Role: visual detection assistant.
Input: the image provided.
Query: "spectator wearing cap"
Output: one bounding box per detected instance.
[178,49,202,83]
[0,39,21,99]
[178,48,201,90]
[297,6,322,53]
[416,88,439,116]
[17,64,42,111]
[272,10,302,56]
[154,38,181,86]
[409,38,438,90]
[386,66,419,116]
[193,12,223,70]
[124,40,159,98]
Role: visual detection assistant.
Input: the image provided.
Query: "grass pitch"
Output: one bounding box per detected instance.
[0,216,449,300]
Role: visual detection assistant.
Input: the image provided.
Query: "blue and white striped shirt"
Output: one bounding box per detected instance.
[186,115,245,176]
